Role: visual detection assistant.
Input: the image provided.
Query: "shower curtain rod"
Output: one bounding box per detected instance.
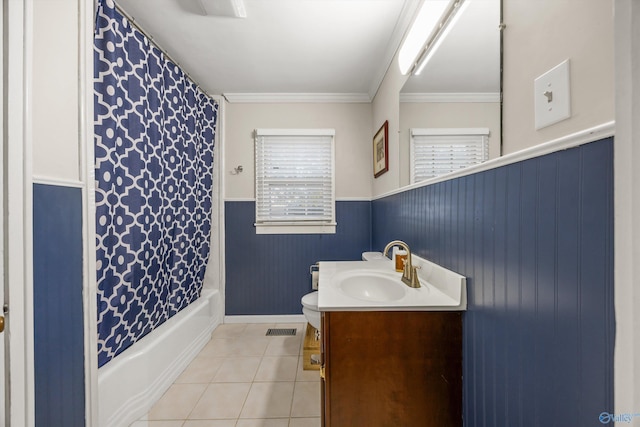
[111,2,217,101]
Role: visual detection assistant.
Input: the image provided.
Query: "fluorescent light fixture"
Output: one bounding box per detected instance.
[414,0,469,75]
[197,0,247,18]
[398,0,467,75]
[398,0,450,75]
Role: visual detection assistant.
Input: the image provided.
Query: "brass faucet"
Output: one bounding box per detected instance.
[382,240,421,288]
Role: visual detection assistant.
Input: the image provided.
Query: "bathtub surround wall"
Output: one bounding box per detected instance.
[372,137,614,425]
[94,0,219,367]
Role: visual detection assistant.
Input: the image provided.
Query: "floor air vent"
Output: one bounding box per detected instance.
[265,328,297,336]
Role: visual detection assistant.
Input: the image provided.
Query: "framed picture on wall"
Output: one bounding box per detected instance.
[373,120,389,178]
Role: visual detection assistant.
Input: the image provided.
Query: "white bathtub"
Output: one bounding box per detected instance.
[98,289,222,427]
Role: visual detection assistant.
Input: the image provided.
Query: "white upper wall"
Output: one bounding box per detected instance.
[371,46,409,198]
[29,0,614,198]
[224,102,373,200]
[502,0,614,152]
[373,0,614,194]
[32,0,81,182]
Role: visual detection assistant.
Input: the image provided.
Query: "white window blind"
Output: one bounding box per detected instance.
[410,128,489,183]
[255,129,336,234]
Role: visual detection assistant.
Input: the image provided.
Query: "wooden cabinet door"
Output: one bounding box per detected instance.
[322,311,462,427]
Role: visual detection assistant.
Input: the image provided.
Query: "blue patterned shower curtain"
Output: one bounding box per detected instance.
[94,0,218,367]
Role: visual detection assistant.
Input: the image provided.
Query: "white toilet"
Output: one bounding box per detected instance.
[301,251,384,330]
[301,291,321,330]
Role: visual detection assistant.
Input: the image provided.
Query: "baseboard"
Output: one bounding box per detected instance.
[224,314,307,324]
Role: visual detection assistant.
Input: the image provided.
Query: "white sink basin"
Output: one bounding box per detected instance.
[336,270,406,302]
[317,258,467,311]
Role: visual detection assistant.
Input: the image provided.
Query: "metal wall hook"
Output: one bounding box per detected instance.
[230,165,243,175]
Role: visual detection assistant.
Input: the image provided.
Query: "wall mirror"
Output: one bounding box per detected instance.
[398,0,501,187]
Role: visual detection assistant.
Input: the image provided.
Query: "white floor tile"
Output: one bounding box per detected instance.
[198,338,238,358]
[239,382,295,419]
[236,419,290,427]
[148,383,208,420]
[289,418,321,427]
[295,357,320,382]
[264,336,302,356]
[129,421,184,427]
[254,356,299,382]
[183,420,237,427]
[234,336,272,356]
[175,356,225,383]
[212,357,261,383]
[290,382,321,418]
[135,324,322,426]
[242,323,276,337]
[189,382,251,420]
[211,323,248,339]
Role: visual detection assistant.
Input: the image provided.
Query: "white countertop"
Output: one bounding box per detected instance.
[317,256,467,312]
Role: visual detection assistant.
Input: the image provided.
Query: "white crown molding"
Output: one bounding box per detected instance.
[400,92,501,103]
[222,92,372,103]
[368,0,422,99]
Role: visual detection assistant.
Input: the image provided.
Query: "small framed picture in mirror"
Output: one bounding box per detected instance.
[373,120,389,178]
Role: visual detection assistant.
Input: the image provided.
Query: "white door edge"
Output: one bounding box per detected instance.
[5,0,35,425]
[1,0,7,421]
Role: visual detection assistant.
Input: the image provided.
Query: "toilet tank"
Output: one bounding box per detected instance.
[361,251,384,261]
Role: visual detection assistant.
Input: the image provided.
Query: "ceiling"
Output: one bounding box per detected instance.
[115,0,500,101]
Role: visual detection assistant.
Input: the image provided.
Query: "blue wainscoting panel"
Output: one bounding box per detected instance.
[225,200,371,315]
[371,138,614,426]
[33,184,85,426]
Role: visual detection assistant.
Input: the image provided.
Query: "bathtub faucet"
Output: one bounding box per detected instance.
[382,240,421,288]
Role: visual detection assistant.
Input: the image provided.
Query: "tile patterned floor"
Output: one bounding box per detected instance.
[130,323,321,427]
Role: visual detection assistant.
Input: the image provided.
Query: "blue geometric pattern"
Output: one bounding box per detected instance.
[94,0,218,367]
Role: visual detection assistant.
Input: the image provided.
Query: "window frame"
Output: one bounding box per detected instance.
[254,128,336,235]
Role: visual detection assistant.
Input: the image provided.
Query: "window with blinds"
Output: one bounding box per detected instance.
[410,128,489,183]
[254,129,336,234]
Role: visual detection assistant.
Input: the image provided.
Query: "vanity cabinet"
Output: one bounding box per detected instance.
[320,311,462,427]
